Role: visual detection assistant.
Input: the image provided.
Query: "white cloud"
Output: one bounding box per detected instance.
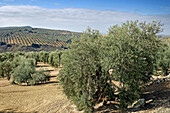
[54,3,60,6]
[0,5,169,34]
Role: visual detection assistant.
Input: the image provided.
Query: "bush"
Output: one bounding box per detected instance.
[0,60,12,80]
[31,43,40,48]
[0,52,50,85]
[25,52,39,64]
[0,52,14,62]
[14,51,25,58]
[59,21,163,112]
[156,44,170,75]
[48,50,62,67]
[39,51,49,63]
[11,56,36,85]
[31,70,50,85]
[11,56,49,85]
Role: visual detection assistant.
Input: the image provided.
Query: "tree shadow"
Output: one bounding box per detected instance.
[49,75,56,78]
[94,101,120,113]
[129,81,170,112]
[0,108,35,113]
[36,65,49,67]
[36,81,59,85]
[42,70,55,72]
[0,111,33,113]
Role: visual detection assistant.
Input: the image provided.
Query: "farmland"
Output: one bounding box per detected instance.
[0,62,79,113]
[0,22,170,113]
[0,62,169,113]
[0,26,80,49]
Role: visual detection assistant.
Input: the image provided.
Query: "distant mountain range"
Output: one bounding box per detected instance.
[159,35,170,40]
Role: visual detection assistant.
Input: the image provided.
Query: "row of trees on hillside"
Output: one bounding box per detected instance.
[58,20,170,112]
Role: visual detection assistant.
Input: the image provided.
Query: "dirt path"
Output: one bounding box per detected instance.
[0,62,80,113]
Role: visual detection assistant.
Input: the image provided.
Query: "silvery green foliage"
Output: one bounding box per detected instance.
[48,50,62,67]
[11,56,50,85]
[11,56,36,85]
[0,52,14,62]
[59,21,163,112]
[31,69,50,86]
[0,60,12,80]
[59,29,109,112]
[156,44,170,75]
[103,20,163,109]
[39,51,49,63]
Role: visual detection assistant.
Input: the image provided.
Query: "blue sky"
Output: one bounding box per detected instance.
[1,0,170,14]
[0,0,170,34]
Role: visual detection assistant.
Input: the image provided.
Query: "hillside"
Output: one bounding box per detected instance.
[162,37,170,44]
[0,26,81,52]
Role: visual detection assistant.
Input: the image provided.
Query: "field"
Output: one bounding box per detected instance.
[0,26,80,47]
[0,62,169,113]
[0,62,80,113]
[162,37,170,44]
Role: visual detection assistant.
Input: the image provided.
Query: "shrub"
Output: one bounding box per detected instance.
[39,51,49,63]
[0,52,50,86]
[0,60,12,80]
[31,70,50,85]
[0,52,14,62]
[25,52,39,64]
[156,44,170,75]
[11,56,36,85]
[14,51,25,58]
[48,50,62,67]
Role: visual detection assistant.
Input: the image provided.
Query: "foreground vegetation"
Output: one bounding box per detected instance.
[0,21,170,112]
[58,20,170,112]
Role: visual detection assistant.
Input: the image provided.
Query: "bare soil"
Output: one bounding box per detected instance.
[0,62,80,113]
[0,62,169,113]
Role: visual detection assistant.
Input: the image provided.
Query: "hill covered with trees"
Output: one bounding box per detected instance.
[0,26,81,52]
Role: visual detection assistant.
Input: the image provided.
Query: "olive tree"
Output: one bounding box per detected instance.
[102,20,163,109]
[11,56,36,85]
[155,43,170,75]
[39,51,49,63]
[58,29,114,112]
[0,60,12,80]
[58,20,163,112]
[0,52,14,62]
[31,70,50,85]
[48,50,62,67]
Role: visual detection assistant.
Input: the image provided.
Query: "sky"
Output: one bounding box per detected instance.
[0,0,170,34]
